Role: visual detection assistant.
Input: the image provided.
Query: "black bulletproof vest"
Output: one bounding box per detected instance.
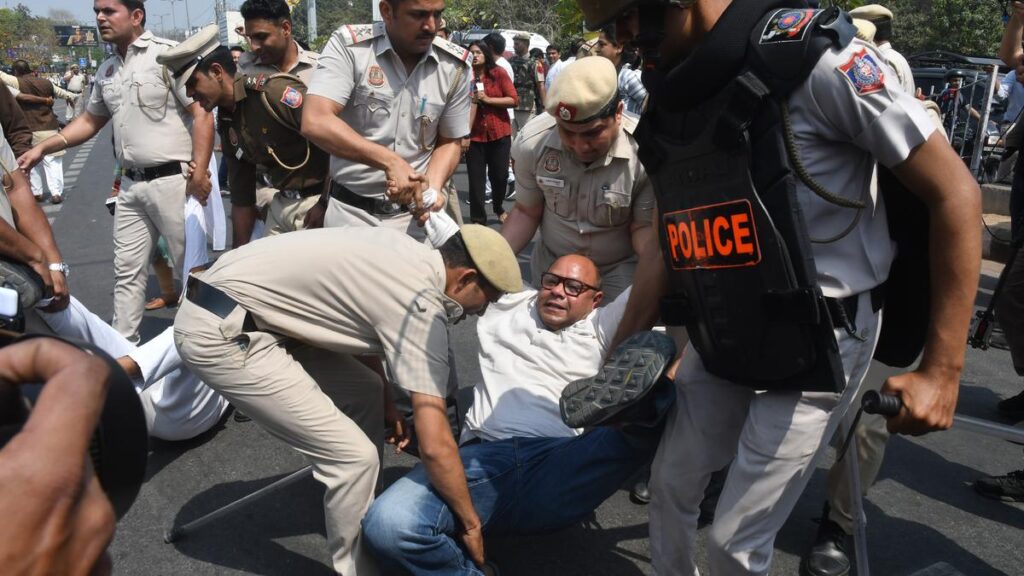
[636,8,859,392]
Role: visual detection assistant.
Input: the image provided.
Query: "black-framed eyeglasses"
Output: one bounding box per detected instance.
[540,272,600,297]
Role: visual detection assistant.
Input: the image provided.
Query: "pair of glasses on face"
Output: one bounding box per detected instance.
[540,272,600,297]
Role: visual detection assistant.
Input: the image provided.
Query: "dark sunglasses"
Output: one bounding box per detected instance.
[540,272,600,297]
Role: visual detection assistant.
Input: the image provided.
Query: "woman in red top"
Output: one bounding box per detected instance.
[467,41,517,225]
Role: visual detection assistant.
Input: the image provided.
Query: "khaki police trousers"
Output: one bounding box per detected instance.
[650,293,880,576]
[174,300,383,576]
[266,193,321,236]
[112,173,186,343]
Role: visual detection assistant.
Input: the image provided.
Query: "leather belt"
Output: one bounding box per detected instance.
[124,161,182,183]
[329,181,408,216]
[279,183,323,201]
[185,276,241,320]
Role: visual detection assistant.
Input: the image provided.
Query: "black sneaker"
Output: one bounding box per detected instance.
[800,503,851,576]
[560,331,676,429]
[997,391,1024,420]
[974,468,1024,502]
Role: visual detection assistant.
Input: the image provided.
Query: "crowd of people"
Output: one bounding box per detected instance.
[0,0,1017,575]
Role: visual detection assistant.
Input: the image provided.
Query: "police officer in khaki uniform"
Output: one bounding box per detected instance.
[19,0,215,344]
[174,224,521,574]
[301,0,472,239]
[158,26,328,248]
[503,57,655,300]
[232,0,322,239]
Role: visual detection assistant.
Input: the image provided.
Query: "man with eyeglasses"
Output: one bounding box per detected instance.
[503,57,656,300]
[18,0,214,344]
[362,253,672,575]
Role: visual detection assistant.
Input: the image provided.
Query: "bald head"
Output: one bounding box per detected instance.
[537,255,604,331]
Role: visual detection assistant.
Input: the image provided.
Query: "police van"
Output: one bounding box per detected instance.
[451,28,550,59]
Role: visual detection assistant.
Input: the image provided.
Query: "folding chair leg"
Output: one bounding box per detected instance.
[164,465,313,543]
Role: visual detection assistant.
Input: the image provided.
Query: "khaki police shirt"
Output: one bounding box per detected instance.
[87,30,194,169]
[199,227,458,397]
[237,42,319,84]
[308,24,472,198]
[512,113,655,266]
[786,38,934,298]
[219,74,329,207]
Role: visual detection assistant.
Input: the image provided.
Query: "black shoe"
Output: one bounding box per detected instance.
[560,331,676,429]
[232,408,252,423]
[974,468,1024,502]
[504,181,516,200]
[630,474,651,504]
[997,391,1024,420]
[990,323,1010,350]
[800,503,851,576]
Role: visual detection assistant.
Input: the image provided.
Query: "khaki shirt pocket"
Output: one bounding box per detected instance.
[350,86,394,123]
[590,185,632,227]
[543,180,576,219]
[416,101,446,150]
[99,78,123,115]
[132,71,170,116]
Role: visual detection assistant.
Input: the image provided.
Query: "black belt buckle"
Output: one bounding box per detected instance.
[376,199,404,215]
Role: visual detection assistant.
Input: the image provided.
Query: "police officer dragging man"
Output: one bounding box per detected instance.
[174,224,521,574]
[19,0,215,344]
[564,1,981,575]
[157,24,329,249]
[301,0,472,239]
[502,57,656,301]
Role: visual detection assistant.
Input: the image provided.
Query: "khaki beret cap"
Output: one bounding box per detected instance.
[514,32,531,41]
[848,4,894,22]
[459,224,522,294]
[852,18,876,44]
[546,57,619,124]
[156,24,221,94]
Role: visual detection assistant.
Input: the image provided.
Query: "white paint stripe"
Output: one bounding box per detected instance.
[42,204,62,214]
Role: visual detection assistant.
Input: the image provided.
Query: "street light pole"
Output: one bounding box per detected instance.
[164,0,178,34]
[157,13,169,35]
[183,0,191,35]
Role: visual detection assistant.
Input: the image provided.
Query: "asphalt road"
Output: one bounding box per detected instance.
[41,113,1024,576]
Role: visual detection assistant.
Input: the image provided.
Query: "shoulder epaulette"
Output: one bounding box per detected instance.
[243,74,271,92]
[433,36,471,64]
[150,35,177,47]
[621,113,639,136]
[338,22,384,46]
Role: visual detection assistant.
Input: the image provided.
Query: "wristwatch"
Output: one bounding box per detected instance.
[48,262,70,277]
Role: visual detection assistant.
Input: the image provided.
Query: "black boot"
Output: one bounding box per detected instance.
[630,473,651,504]
[800,502,851,576]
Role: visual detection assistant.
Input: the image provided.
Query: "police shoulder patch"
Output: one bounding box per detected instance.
[280,85,303,109]
[433,36,472,64]
[837,48,886,96]
[339,22,384,46]
[759,8,818,44]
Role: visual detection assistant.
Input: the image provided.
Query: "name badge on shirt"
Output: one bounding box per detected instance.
[537,176,564,188]
[99,78,115,86]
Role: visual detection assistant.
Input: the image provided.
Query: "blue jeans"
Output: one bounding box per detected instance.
[362,427,659,575]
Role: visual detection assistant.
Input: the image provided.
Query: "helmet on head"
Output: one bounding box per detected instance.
[576,0,689,30]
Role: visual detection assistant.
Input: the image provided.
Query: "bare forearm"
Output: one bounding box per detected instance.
[190,108,214,171]
[1000,13,1024,67]
[41,112,105,155]
[424,138,462,190]
[500,203,542,253]
[918,183,981,379]
[609,239,667,350]
[303,99,401,173]
[0,216,45,266]
[8,170,61,264]
[418,435,478,527]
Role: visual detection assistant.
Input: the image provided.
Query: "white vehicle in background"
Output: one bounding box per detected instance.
[452,28,551,59]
